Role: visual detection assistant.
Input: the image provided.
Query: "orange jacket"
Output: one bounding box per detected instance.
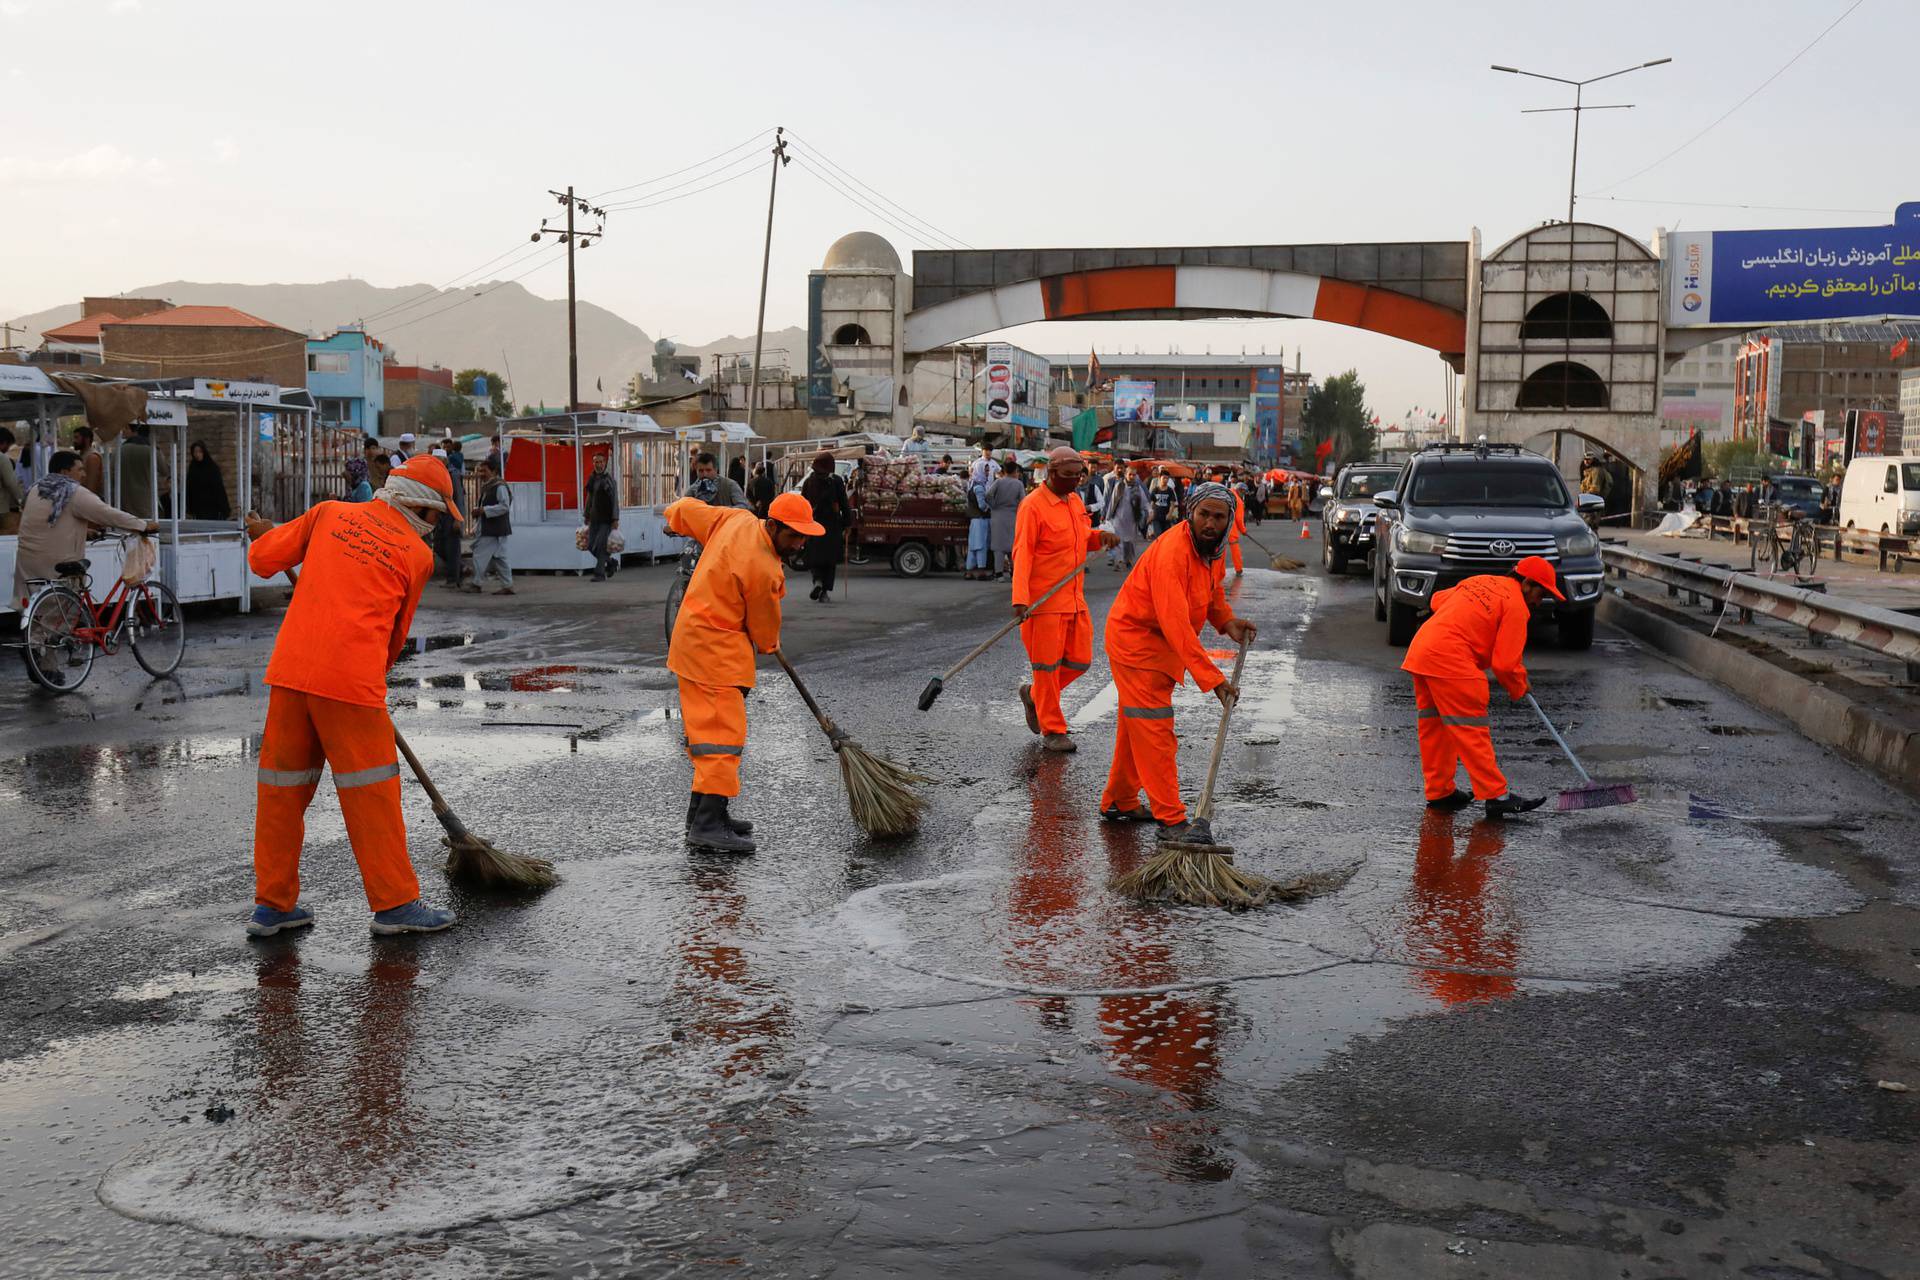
[1401,574,1532,699]
[1103,522,1235,692]
[1012,485,1103,616]
[665,497,784,688]
[248,500,433,708]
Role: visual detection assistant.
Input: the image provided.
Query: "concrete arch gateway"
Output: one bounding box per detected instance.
[903,255,1470,362]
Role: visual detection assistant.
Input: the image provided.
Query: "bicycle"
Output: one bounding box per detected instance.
[663,541,699,641]
[1751,503,1820,578]
[20,536,186,693]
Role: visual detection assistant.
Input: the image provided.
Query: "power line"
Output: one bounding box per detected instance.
[1585,0,1867,195]
[356,240,553,326]
[785,131,972,250]
[789,157,951,252]
[1584,195,1889,216]
[370,248,567,337]
[587,127,775,201]
[602,150,769,213]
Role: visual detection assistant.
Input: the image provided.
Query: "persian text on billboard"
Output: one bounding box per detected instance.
[1667,202,1920,327]
[1112,379,1155,423]
[981,344,1049,430]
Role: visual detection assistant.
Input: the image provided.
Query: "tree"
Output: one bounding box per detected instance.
[1299,370,1376,470]
[1704,438,1784,479]
[453,368,511,417]
[424,394,476,425]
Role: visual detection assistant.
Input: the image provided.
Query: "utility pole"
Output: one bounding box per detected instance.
[0,320,26,349]
[747,127,790,436]
[531,186,606,412]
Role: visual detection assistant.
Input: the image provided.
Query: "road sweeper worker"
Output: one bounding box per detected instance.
[1012,446,1120,754]
[665,490,821,854]
[1098,481,1257,841]
[1226,476,1247,576]
[1400,555,1560,820]
[241,455,461,938]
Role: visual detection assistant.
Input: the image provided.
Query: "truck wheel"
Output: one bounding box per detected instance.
[1373,575,1387,621]
[1323,536,1348,575]
[891,541,932,578]
[1558,609,1595,651]
[1386,598,1419,646]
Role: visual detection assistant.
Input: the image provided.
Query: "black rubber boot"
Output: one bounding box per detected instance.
[687,793,756,854]
[1426,790,1474,811]
[1485,794,1546,820]
[687,792,755,837]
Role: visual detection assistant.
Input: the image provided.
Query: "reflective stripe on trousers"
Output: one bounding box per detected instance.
[1410,673,1508,802]
[677,676,747,797]
[1020,610,1093,736]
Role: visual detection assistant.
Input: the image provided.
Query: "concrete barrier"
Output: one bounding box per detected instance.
[1599,593,1920,800]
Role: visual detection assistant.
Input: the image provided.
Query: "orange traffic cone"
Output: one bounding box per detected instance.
[1298,521,1312,539]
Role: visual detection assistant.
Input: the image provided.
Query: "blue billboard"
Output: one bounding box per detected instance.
[1667,202,1920,327]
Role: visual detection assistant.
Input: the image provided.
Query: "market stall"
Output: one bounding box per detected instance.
[496,410,685,571]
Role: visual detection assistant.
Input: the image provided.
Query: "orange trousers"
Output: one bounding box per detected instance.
[1021,610,1093,735]
[254,687,418,913]
[1228,537,1243,573]
[1411,674,1508,801]
[678,677,747,797]
[1100,665,1185,824]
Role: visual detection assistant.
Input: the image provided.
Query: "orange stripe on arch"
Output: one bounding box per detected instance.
[1312,279,1466,353]
[1041,266,1176,320]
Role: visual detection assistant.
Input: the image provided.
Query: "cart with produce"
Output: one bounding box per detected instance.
[848,457,970,577]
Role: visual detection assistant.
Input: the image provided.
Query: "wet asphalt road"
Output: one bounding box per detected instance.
[2,547,1917,1279]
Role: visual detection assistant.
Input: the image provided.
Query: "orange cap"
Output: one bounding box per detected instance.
[389,455,463,522]
[1514,555,1564,601]
[768,491,824,536]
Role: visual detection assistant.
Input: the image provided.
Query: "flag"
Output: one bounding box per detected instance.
[1894,336,1912,361]
[1314,438,1334,466]
[1093,425,1115,446]
[1071,407,1099,451]
[1087,350,1104,392]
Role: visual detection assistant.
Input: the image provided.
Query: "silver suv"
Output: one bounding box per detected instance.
[1370,442,1606,650]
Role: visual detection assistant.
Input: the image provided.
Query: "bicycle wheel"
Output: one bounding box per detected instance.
[1753,524,1776,566]
[1790,522,1819,576]
[129,581,186,677]
[22,585,95,693]
[664,576,686,642]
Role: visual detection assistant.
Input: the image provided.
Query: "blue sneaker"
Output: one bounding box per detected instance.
[370,899,456,935]
[246,904,315,938]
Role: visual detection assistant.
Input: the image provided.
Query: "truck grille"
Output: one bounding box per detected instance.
[1443,532,1558,563]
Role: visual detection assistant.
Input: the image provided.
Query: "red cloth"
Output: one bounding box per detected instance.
[248,501,432,708]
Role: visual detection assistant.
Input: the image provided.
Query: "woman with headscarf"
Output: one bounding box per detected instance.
[985,454,1026,580]
[183,441,232,521]
[800,450,851,602]
[344,456,374,503]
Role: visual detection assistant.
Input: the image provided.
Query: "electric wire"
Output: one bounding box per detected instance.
[784,131,972,250]
[1583,195,1889,217]
[355,239,554,326]
[370,247,568,337]
[588,127,775,201]
[602,151,768,213]
[789,157,949,252]
[1585,0,1868,195]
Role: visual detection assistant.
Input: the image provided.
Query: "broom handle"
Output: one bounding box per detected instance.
[282,564,455,815]
[1193,637,1251,823]
[773,648,843,744]
[1525,693,1594,786]
[939,561,1089,682]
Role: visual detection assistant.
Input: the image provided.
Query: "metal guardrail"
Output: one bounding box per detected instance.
[1693,513,1918,571]
[1600,543,1920,665]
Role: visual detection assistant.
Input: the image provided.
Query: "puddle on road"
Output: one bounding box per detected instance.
[391,631,506,661]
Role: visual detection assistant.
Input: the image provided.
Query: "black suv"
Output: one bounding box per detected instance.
[1371,442,1606,650]
[1321,463,1402,575]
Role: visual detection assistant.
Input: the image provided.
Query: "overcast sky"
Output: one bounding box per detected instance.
[1,0,1908,416]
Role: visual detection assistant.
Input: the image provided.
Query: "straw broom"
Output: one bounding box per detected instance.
[1112,638,1280,909]
[278,563,559,890]
[774,649,927,838]
[1241,530,1304,572]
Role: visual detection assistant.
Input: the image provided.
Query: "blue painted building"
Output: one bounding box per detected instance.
[306,328,386,434]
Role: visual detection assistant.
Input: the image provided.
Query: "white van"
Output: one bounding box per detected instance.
[1839,455,1920,535]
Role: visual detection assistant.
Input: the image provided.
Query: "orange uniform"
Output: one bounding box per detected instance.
[1227,490,1246,573]
[1401,574,1532,802]
[1012,485,1104,735]
[1100,522,1234,824]
[665,497,785,797]
[247,500,434,912]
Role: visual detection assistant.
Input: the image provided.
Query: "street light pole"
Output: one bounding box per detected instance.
[747,127,791,437]
[1492,58,1670,224]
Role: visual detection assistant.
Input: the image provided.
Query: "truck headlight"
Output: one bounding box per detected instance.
[1558,527,1598,555]
[1335,506,1359,523]
[1395,524,1446,554]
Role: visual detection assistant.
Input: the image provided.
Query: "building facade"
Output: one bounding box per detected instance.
[306,328,385,433]
[1661,335,1740,449]
[381,364,456,441]
[99,305,307,388]
[1734,322,1920,456]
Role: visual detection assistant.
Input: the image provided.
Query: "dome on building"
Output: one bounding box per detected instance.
[822,231,902,272]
